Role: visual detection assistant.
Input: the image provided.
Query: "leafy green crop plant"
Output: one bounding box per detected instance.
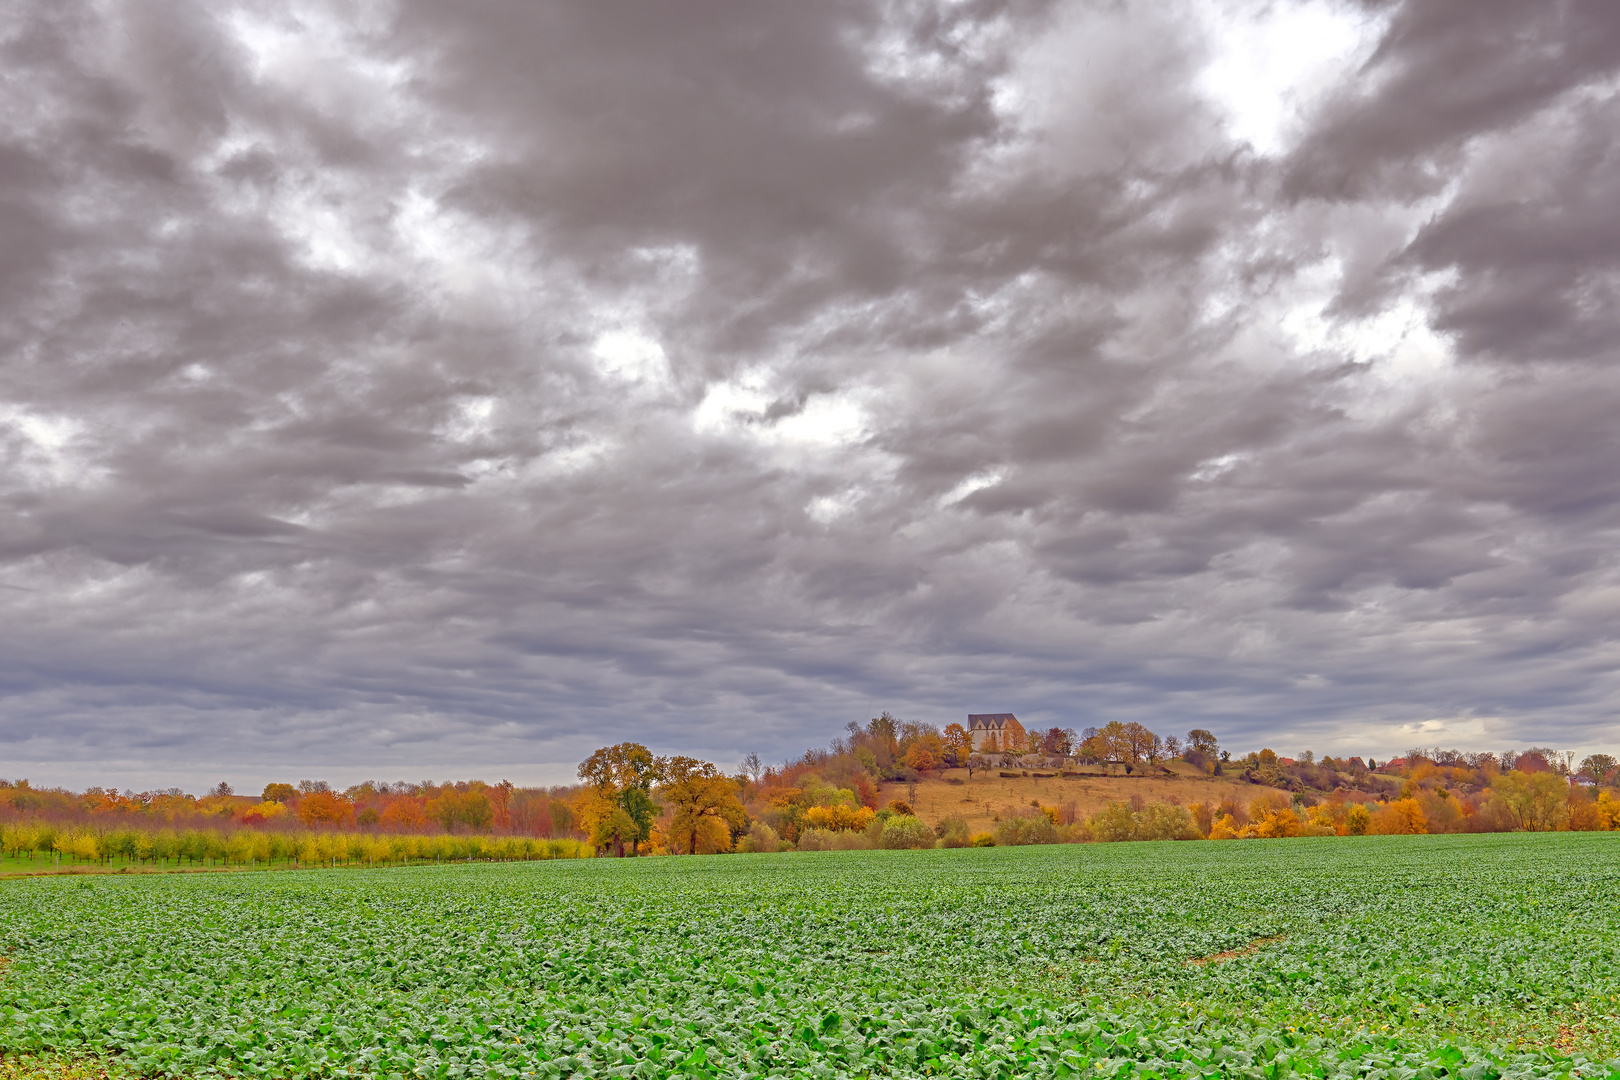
[1,834,1617,1078]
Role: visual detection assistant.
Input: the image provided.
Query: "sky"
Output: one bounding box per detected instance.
[3,0,1620,793]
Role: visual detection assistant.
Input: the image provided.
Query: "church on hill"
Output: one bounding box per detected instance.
[967,713,1026,752]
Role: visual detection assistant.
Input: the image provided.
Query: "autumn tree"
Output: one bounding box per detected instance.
[1566,785,1606,831]
[1580,753,1617,783]
[379,797,429,831]
[296,790,353,827]
[1369,798,1427,835]
[262,783,297,803]
[579,742,660,795]
[942,723,972,769]
[658,756,747,855]
[1514,750,1553,774]
[866,713,900,769]
[1249,793,1302,838]
[1081,721,1138,769]
[1122,722,1157,766]
[617,787,657,854]
[488,780,514,830]
[1490,771,1568,831]
[569,788,619,851]
[591,807,639,857]
[903,742,937,774]
[506,789,553,836]
[425,788,493,833]
[578,742,661,855]
[1040,727,1075,756]
[897,722,946,771]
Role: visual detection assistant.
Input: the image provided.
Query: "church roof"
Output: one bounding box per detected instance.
[967,713,1019,728]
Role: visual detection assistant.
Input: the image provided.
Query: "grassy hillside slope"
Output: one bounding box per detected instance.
[885,762,1287,833]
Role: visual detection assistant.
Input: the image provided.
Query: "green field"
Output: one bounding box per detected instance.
[1,834,1616,1079]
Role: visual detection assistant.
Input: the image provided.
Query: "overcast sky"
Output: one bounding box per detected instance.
[3,0,1619,792]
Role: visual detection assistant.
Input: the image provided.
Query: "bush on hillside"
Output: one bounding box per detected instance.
[1088,801,1202,842]
[737,822,781,853]
[993,813,1058,846]
[880,815,936,849]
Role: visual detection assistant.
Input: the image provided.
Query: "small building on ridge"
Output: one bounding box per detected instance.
[967,713,1026,752]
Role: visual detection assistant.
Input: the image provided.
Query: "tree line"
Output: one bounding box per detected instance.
[1,720,1615,866]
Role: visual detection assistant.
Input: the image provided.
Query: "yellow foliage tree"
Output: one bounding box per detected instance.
[1490,771,1568,832]
[1595,790,1620,830]
[1250,794,1303,839]
[688,815,733,855]
[1369,797,1427,835]
[570,788,619,847]
[239,801,288,825]
[1306,804,1344,835]
[802,804,875,832]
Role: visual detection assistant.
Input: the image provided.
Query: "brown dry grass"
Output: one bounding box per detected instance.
[1186,934,1288,966]
[880,763,1290,836]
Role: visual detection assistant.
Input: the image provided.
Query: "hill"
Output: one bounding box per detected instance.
[880,762,1289,835]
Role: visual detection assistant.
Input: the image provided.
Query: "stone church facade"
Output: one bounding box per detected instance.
[967,713,1026,752]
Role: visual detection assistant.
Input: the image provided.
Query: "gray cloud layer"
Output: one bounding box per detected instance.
[2,0,1618,788]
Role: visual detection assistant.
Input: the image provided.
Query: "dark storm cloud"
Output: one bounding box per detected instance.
[1285,0,1620,201]
[1,0,1618,789]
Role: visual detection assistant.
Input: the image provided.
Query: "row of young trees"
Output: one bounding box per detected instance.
[0,820,593,868]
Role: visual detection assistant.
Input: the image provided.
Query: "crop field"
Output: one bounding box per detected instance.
[1,834,1617,1080]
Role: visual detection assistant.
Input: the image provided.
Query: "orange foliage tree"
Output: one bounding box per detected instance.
[1249,793,1302,838]
[1369,798,1427,835]
[379,798,429,831]
[295,790,353,827]
[903,743,937,774]
[659,756,747,855]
